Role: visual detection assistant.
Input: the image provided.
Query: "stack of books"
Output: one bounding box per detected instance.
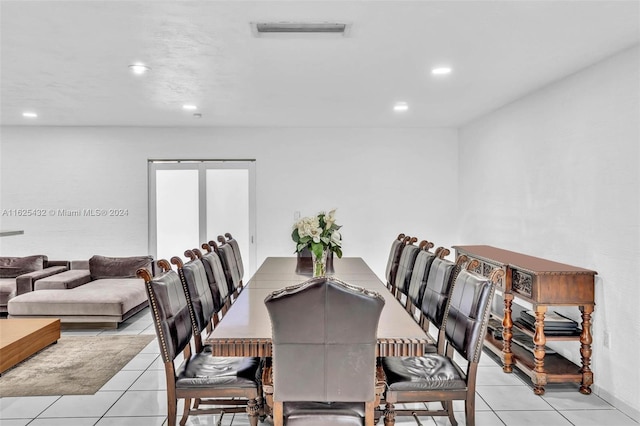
[516,310,580,336]
[486,317,557,354]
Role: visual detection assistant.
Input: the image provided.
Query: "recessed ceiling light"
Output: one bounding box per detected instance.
[182,104,198,111]
[393,102,409,112]
[22,112,38,118]
[128,63,151,75]
[431,67,452,75]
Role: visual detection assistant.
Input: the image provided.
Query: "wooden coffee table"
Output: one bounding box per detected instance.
[0,318,60,374]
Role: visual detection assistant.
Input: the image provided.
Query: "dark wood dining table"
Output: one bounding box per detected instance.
[204,257,434,357]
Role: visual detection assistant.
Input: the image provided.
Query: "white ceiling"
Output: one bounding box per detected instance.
[1,0,638,128]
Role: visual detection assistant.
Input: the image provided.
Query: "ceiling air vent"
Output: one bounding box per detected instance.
[251,22,351,37]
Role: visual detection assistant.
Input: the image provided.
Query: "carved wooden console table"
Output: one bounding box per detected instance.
[453,245,596,395]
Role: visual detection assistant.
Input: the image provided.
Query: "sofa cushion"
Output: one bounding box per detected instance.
[0,255,45,278]
[8,278,147,317]
[34,269,92,290]
[71,260,90,270]
[89,255,153,280]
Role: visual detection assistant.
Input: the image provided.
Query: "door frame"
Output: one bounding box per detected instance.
[148,159,257,275]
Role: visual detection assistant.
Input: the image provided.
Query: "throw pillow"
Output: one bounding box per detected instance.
[0,255,46,278]
[89,255,153,280]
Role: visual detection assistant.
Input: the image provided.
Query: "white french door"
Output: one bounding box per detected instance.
[148,160,256,276]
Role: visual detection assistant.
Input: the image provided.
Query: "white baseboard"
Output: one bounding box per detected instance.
[593,384,639,422]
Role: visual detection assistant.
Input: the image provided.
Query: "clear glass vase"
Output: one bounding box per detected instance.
[311,249,328,277]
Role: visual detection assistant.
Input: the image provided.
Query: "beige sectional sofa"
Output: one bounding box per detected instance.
[0,255,69,313]
[8,255,153,328]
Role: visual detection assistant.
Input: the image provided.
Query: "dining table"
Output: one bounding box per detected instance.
[204,256,434,357]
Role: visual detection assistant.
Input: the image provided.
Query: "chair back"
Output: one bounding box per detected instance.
[384,234,407,287]
[202,250,231,308]
[406,246,437,309]
[265,277,385,402]
[394,241,420,296]
[139,268,192,363]
[215,240,242,295]
[443,269,496,363]
[196,255,223,314]
[420,257,457,331]
[175,256,216,336]
[224,233,244,280]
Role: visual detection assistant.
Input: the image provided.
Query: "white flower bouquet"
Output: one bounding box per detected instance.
[292,209,343,260]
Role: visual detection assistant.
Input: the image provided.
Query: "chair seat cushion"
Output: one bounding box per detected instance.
[284,401,364,426]
[176,354,260,389]
[382,355,466,391]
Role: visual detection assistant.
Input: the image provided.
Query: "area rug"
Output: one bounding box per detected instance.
[0,334,156,397]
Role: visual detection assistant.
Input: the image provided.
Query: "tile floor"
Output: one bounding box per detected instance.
[1,309,637,426]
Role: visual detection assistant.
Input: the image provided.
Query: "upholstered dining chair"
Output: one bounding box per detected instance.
[185,248,223,317]
[416,253,466,343]
[210,238,242,300]
[404,242,438,318]
[200,242,233,317]
[395,250,465,361]
[380,263,504,426]
[264,277,385,426]
[384,233,407,294]
[177,250,229,329]
[171,254,217,351]
[223,232,245,281]
[218,234,244,290]
[138,262,262,426]
[393,238,423,307]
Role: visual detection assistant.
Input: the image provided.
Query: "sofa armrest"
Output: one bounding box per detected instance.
[15,266,68,295]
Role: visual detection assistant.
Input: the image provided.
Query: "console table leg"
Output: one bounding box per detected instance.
[533,306,548,395]
[579,305,594,395]
[502,294,514,373]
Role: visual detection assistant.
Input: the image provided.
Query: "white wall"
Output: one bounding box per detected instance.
[2,46,637,418]
[458,46,639,419]
[0,126,459,279]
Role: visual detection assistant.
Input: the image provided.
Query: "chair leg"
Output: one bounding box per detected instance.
[365,401,375,426]
[257,395,268,421]
[446,400,457,426]
[465,394,475,426]
[247,398,260,426]
[411,412,423,426]
[383,403,396,426]
[217,411,226,426]
[167,396,177,426]
[179,398,191,426]
[273,401,284,426]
